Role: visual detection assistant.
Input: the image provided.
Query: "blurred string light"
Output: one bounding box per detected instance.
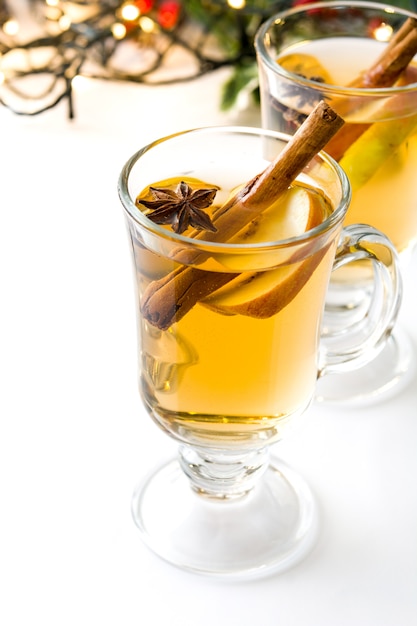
[373,21,394,42]
[0,0,286,117]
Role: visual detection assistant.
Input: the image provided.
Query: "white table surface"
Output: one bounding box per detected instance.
[1,68,416,626]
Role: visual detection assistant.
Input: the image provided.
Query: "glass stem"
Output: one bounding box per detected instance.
[178,445,269,500]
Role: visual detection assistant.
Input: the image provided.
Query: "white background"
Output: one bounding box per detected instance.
[1,68,416,625]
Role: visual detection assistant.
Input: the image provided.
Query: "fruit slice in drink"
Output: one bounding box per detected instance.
[203,184,331,317]
[230,183,324,243]
[137,102,345,331]
[278,52,334,84]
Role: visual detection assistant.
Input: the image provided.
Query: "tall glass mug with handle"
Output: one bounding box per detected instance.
[118,117,400,579]
[255,1,417,404]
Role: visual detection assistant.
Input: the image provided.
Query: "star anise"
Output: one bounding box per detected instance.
[138,181,218,234]
[276,73,328,129]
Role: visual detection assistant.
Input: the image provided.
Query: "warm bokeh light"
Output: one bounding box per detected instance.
[135,0,154,12]
[120,3,140,22]
[112,22,127,39]
[3,19,19,36]
[139,16,156,33]
[227,0,246,9]
[373,22,393,42]
[158,1,180,30]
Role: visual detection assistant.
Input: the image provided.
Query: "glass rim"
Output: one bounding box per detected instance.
[255,0,417,98]
[118,125,351,253]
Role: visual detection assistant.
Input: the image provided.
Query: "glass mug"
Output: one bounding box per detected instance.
[255,0,417,404]
[118,126,400,579]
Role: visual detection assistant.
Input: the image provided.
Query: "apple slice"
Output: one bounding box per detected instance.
[212,184,327,273]
[202,243,330,318]
[203,184,331,319]
[230,185,324,245]
[339,111,417,191]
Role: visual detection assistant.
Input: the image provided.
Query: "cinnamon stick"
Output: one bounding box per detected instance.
[141,101,344,330]
[356,17,417,88]
[325,17,417,160]
[383,15,417,54]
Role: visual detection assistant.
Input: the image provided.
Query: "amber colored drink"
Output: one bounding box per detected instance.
[131,171,339,449]
[266,37,417,259]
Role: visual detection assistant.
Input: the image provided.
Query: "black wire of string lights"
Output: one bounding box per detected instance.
[0,0,286,118]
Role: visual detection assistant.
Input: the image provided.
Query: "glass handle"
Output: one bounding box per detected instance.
[319,224,402,376]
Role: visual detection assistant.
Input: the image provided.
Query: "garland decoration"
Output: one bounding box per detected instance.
[0,0,285,117]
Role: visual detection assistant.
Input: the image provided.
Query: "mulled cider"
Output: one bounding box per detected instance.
[125,121,349,449]
[256,8,417,264]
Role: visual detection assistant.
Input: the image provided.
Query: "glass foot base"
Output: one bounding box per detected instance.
[315,327,416,407]
[131,457,319,580]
